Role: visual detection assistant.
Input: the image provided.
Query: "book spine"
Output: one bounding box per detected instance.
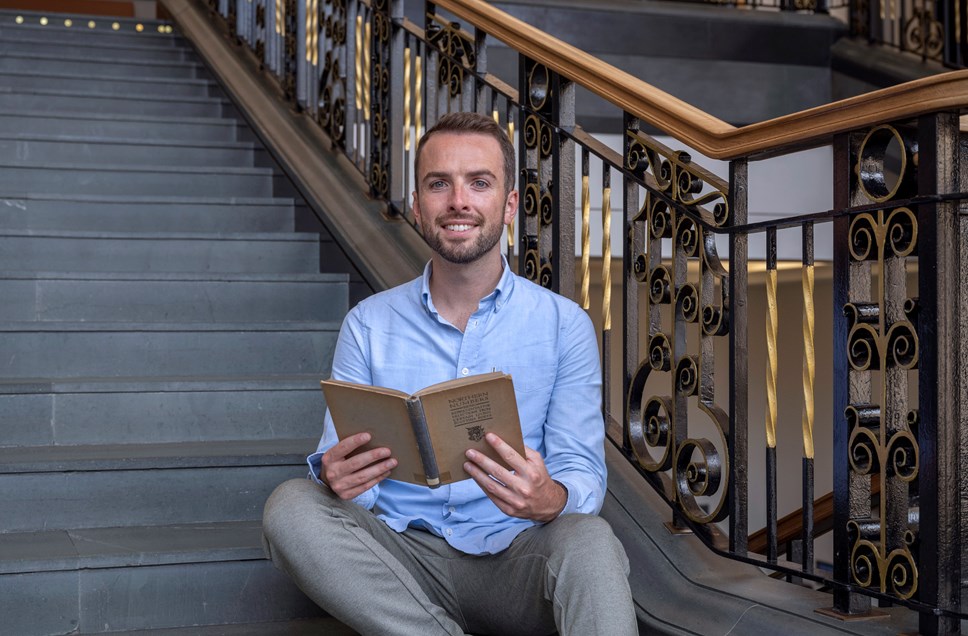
[406,397,441,487]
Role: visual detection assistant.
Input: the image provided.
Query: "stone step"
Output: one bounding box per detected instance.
[0,522,327,634]
[0,13,184,48]
[0,194,295,233]
[0,321,339,379]
[0,70,217,98]
[0,230,321,274]
[99,618,356,635]
[0,162,272,197]
[1,375,329,447]
[0,272,348,323]
[0,111,241,142]
[0,36,197,62]
[0,440,314,532]
[0,134,258,167]
[0,52,207,80]
[0,88,226,118]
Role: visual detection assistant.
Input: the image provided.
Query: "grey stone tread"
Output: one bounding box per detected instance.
[0,86,225,107]
[0,33,189,53]
[0,437,318,474]
[0,50,203,71]
[0,229,318,242]
[0,160,267,177]
[0,520,268,575]
[0,108,238,127]
[1,192,289,206]
[1,271,345,283]
[1,9,175,26]
[0,373,330,395]
[96,618,358,635]
[0,132,251,151]
[0,320,342,332]
[0,69,212,90]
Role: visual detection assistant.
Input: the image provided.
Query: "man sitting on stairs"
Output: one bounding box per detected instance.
[262,111,636,636]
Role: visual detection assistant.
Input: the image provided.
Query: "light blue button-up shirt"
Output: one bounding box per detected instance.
[308,259,606,555]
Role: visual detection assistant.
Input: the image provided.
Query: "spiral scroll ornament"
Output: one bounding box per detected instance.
[624,126,733,526]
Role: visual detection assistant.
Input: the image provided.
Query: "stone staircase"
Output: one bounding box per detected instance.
[0,11,357,634]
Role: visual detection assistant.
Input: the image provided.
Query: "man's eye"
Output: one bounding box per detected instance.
[429,180,446,189]
[473,179,489,188]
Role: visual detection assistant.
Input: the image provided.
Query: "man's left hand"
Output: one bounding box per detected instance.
[463,433,566,523]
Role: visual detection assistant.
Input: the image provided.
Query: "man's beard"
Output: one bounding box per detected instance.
[420,214,505,265]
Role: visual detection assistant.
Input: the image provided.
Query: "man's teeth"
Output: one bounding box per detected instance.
[445,224,473,231]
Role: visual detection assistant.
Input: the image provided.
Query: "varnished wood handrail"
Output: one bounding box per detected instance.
[747,474,882,556]
[435,0,968,161]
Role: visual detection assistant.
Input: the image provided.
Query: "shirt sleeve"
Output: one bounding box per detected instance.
[542,303,607,517]
[305,305,380,510]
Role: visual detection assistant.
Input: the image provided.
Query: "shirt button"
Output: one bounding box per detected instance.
[445,528,453,537]
[449,506,456,513]
[461,368,469,376]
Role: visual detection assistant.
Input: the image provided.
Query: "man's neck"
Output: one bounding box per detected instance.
[428,251,504,332]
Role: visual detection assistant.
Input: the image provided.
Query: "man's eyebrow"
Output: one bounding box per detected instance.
[421,169,497,182]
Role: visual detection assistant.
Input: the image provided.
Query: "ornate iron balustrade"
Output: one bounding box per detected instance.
[851,0,968,67]
[211,0,967,631]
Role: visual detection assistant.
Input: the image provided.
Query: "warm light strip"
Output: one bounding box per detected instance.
[765,267,778,449]
[354,15,363,110]
[404,47,412,151]
[580,174,591,310]
[801,264,815,459]
[601,185,612,331]
[275,0,284,36]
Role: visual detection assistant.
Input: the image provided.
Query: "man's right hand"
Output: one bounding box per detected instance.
[320,432,397,500]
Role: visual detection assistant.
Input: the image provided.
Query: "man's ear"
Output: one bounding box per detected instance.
[411,190,421,225]
[503,190,518,226]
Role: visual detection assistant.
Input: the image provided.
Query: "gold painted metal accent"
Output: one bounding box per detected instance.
[414,54,423,141]
[363,20,371,121]
[275,0,285,36]
[306,0,317,64]
[354,15,363,110]
[580,174,591,310]
[136,23,144,32]
[64,19,72,27]
[765,267,778,449]
[802,264,815,459]
[112,22,120,30]
[404,47,412,151]
[602,185,612,331]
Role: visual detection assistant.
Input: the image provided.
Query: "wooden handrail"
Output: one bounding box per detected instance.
[436,0,968,161]
[747,474,882,556]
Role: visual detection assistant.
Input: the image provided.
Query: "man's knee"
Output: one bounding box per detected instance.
[550,515,629,573]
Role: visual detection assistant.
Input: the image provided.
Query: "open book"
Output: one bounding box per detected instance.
[321,371,524,487]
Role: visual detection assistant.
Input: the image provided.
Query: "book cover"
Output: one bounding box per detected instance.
[321,371,524,487]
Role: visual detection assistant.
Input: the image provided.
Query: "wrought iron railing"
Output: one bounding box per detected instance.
[203,0,967,631]
[851,0,968,67]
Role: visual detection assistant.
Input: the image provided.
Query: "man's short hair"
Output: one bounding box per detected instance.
[414,112,516,196]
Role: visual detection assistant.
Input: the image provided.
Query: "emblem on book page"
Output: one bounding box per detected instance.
[467,425,485,442]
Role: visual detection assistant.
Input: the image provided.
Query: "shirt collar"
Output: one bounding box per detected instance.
[420,255,515,315]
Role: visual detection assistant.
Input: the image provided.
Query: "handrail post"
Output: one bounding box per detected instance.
[622,114,642,453]
[915,111,962,634]
[728,158,748,554]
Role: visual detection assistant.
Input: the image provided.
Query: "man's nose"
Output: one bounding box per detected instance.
[449,183,469,209]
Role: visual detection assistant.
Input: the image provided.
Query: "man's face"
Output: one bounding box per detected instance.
[412,132,517,265]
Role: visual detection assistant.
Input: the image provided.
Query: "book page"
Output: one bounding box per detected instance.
[417,374,525,484]
[321,381,428,485]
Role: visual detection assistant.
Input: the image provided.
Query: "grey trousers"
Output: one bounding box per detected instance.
[262,478,637,636]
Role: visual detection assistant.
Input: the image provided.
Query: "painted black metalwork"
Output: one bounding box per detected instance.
[319,0,348,146]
